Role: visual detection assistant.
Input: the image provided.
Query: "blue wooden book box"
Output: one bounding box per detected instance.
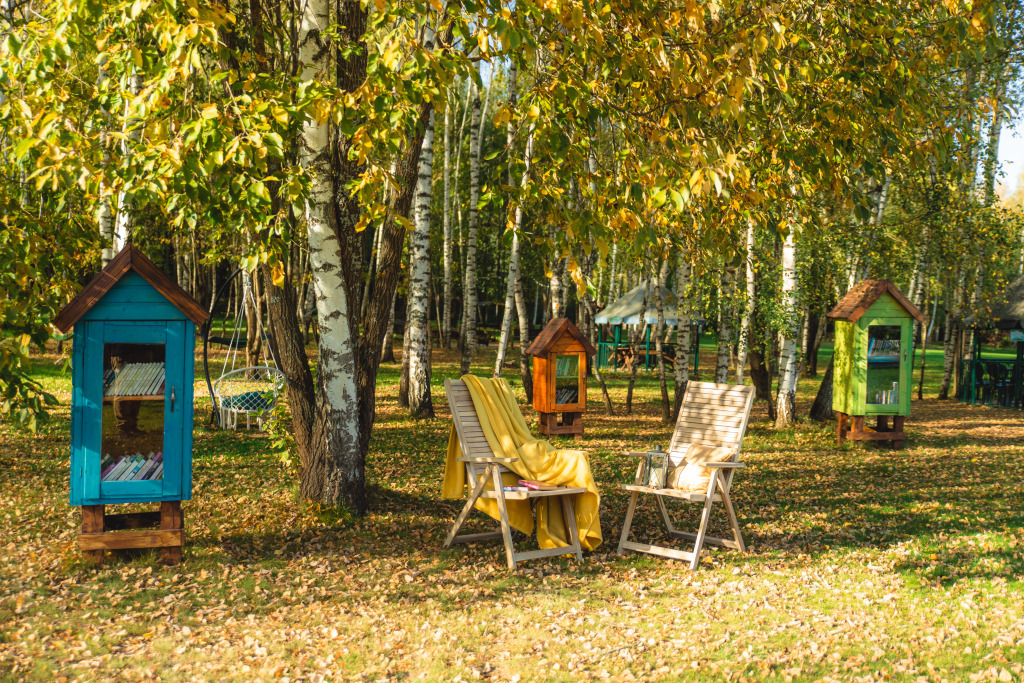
[54,246,208,565]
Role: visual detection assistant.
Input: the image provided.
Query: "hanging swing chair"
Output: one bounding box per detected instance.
[203,269,286,430]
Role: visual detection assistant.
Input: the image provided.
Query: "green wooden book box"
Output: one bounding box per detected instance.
[54,246,209,564]
[827,279,924,449]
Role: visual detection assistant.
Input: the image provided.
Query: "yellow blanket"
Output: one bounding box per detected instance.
[442,375,602,551]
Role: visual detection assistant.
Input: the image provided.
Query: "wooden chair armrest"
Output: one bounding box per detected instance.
[456,456,518,464]
[621,451,649,458]
[705,462,745,469]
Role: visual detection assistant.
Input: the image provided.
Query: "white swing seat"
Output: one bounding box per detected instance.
[213,365,286,430]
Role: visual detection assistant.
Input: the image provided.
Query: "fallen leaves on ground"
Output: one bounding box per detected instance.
[1,345,1023,681]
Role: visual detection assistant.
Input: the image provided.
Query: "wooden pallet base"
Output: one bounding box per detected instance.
[537,411,583,439]
[836,413,906,449]
[80,501,183,566]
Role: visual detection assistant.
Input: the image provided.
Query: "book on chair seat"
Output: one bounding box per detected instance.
[519,479,559,491]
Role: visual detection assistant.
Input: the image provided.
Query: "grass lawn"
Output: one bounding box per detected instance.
[1,338,1023,681]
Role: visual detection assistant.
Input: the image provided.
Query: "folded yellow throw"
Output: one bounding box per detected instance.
[442,375,602,551]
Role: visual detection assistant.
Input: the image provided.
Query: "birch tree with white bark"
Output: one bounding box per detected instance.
[775,224,799,428]
[459,75,482,375]
[399,106,436,417]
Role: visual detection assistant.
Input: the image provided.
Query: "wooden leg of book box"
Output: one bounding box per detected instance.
[892,416,906,450]
[81,505,105,564]
[78,502,183,566]
[160,501,183,566]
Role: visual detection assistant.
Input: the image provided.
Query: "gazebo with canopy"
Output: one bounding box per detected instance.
[593,281,703,373]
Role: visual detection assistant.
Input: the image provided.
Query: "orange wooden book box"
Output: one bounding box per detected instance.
[525,318,597,439]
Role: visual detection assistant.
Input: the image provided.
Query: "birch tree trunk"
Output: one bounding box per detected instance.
[608,243,619,303]
[654,257,671,422]
[360,222,382,320]
[264,0,443,512]
[715,264,734,383]
[674,253,692,418]
[459,76,482,375]
[244,270,263,369]
[380,291,397,363]
[938,288,960,400]
[401,109,435,417]
[795,306,811,385]
[442,93,453,348]
[625,281,650,415]
[549,243,564,320]
[494,106,534,377]
[858,177,890,280]
[97,56,116,267]
[579,293,614,416]
[735,220,755,384]
[775,227,798,427]
[983,71,1006,207]
[295,0,363,506]
[113,71,143,250]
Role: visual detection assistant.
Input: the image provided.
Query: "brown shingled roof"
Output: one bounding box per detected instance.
[524,318,597,358]
[53,245,209,333]
[826,279,924,324]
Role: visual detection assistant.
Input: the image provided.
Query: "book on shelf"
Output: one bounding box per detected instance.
[99,452,166,482]
[518,479,559,491]
[142,452,164,480]
[105,362,166,397]
[554,387,579,404]
[502,486,529,492]
[134,456,158,481]
[129,458,150,481]
[102,456,131,481]
[100,457,122,480]
[115,456,143,481]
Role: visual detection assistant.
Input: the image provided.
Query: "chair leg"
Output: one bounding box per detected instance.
[444,467,493,549]
[657,495,675,535]
[617,491,640,555]
[720,488,746,553]
[490,466,517,570]
[560,495,583,562]
[689,471,720,571]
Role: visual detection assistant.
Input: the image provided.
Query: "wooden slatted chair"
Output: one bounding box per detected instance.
[617,381,755,570]
[443,378,586,570]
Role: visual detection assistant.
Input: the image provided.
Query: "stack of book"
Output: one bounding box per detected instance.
[104,362,165,397]
[554,386,579,404]
[100,452,164,482]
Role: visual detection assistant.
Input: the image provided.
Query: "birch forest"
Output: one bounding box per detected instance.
[3,0,1024,511]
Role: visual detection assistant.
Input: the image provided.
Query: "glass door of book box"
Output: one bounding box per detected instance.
[553,354,581,407]
[85,322,184,501]
[864,320,906,412]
